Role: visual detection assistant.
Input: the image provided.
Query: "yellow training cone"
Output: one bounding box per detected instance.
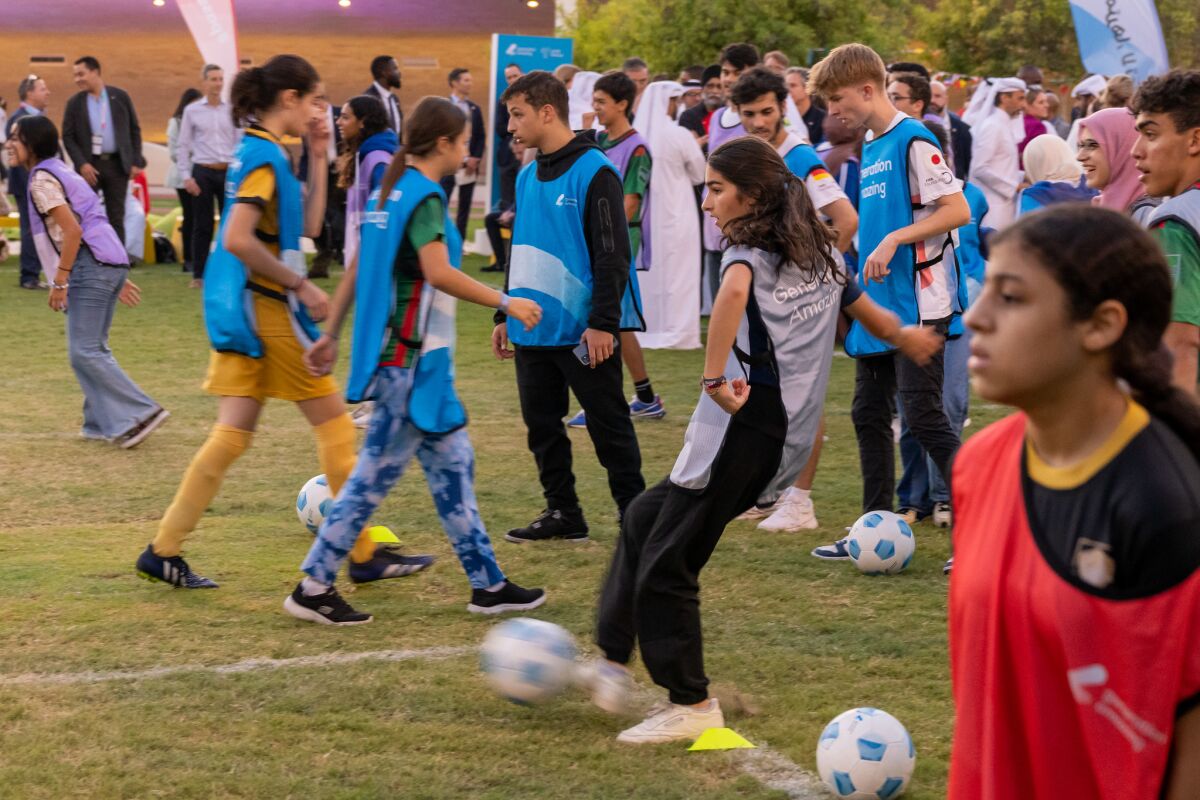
[367,525,400,544]
[688,727,756,751]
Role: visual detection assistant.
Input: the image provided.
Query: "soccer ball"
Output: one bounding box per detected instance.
[846,511,915,575]
[296,474,332,535]
[480,618,577,705]
[816,707,915,798]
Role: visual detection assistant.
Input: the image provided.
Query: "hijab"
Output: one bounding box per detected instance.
[1079,107,1145,214]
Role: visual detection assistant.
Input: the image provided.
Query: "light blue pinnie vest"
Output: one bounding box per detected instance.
[347,168,466,434]
[507,147,644,347]
[203,130,320,357]
[847,117,966,357]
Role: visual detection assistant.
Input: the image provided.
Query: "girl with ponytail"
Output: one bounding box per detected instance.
[288,97,546,624]
[586,136,939,744]
[948,204,1200,799]
[139,55,435,597]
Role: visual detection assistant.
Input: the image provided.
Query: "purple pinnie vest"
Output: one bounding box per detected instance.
[702,107,747,251]
[26,158,128,281]
[602,129,653,270]
[344,149,394,268]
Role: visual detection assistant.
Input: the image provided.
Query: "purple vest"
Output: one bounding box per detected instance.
[703,107,747,250]
[26,158,128,280]
[603,129,653,270]
[344,149,393,267]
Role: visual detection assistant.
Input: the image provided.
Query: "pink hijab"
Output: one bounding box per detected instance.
[1078,107,1145,214]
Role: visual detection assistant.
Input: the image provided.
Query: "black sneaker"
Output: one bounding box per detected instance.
[283,583,373,625]
[943,556,954,575]
[505,509,589,543]
[348,545,436,584]
[135,544,218,588]
[467,581,547,614]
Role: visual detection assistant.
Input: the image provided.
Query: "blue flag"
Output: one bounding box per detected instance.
[1069,0,1169,84]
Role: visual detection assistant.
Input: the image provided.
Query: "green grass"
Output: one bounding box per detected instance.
[0,240,1003,799]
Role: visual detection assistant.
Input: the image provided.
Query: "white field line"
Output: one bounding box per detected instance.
[0,645,473,687]
[1,644,827,798]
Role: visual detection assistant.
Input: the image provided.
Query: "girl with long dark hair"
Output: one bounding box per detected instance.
[948,205,1200,798]
[286,97,546,625]
[586,136,940,743]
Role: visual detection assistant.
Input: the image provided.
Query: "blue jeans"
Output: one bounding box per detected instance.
[301,367,506,589]
[66,248,159,439]
[897,332,970,511]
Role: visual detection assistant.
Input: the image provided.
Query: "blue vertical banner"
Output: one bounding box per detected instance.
[1068,0,1169,84]
[487,34,574,209]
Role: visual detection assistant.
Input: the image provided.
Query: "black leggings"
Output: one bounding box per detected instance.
[596,419,783,705]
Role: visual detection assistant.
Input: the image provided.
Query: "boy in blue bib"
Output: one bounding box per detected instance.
[493,71,646,543]
[807,45,972,558]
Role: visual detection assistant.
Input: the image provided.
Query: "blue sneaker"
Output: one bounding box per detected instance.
[135,544,218,588]
[348,545,436,584]
[566,409,587,429]
[811,538,852,561]
[629,395,666,419]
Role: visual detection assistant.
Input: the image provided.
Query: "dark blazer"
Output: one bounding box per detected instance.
[457,97,485,161]
[364,84,403,136]
[494,98,515,168]
[61,85,145,176]
[949,112,972,181]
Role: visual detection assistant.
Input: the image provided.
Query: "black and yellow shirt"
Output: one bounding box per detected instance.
[1021,400,1200,598]
[233,126,292,337]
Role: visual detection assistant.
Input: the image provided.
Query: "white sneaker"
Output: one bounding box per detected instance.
[757,488,819,532]
[932,502,953,529]
[350,402,374,429]
[736,501,777,521]
[617,698,724,744]
[578,660,633,714]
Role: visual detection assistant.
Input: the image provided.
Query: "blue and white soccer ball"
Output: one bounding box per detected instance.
[846,511,915,575]
[816,707,915,798]
[480,618,577,705]
[296,474,332,535]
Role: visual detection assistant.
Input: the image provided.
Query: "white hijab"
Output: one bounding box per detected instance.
[633,80,684,153]
[568,71,601,130]
[1023,133,1083,184]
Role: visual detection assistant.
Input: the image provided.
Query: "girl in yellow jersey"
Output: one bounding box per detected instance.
[136,55,433,588]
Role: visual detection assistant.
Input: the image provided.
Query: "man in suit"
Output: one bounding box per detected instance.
[297,100,344,279]
[61,56,145,244]
[930,79,973,180]
[366,55,403,138]
[6,74,51,289]
[441,67,485,240]
[493,63,523,213]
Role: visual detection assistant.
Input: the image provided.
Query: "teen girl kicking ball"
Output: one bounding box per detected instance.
[587,137,940,743]
[285,97,547,625]
[137,55,431,589]
[948,205,1200,798]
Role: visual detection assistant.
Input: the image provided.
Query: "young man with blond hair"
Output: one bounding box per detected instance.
[806,44,970,562]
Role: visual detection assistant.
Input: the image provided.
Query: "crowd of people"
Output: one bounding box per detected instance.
[4,38,1200,796]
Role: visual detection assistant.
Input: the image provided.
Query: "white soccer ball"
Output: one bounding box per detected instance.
[847,511,915,575]
[816,707,915,798]
[296,474,332,535]
[480,618,577,705]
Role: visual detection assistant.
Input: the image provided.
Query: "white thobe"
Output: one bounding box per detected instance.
[969,112,1023,230]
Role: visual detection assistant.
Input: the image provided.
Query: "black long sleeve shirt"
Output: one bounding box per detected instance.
[495,132,631,340]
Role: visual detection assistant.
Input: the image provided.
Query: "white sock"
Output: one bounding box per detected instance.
[301,576,331,596]
[486,580,507,592]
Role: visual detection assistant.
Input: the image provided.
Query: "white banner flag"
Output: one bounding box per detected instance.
[175,0,239,100]
[1068,0,1169,84]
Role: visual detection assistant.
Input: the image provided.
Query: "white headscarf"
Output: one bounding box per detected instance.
[633,81,684,153]
[1023,133,1083,184]
[962,77,1027,127]
[1072,74,1107,98]
[568,71,601,130]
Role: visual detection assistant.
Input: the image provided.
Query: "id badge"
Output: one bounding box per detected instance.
[91,134,103,156]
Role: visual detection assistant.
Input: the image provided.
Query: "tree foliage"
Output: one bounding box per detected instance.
[562,0,911,74]
[564,0,1198,79]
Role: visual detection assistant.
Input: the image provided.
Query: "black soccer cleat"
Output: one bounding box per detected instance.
[136,544,218,589]
[505,509,589,543]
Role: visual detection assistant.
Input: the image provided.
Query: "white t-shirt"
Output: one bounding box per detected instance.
[774,130,848,212]
[865,112,963,321]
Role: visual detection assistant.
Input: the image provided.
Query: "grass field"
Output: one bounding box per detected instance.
[0,242,1003,799]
